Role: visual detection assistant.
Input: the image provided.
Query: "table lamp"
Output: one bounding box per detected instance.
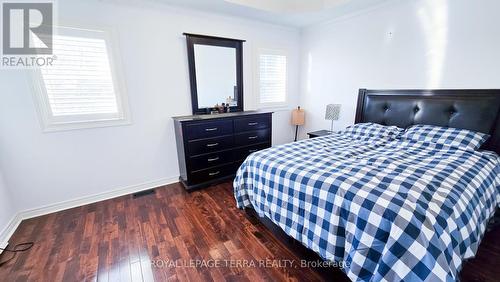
[291,106,305,141]
[325,104,341,133]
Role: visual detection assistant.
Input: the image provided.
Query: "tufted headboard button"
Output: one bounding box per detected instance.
[448,106,457,115]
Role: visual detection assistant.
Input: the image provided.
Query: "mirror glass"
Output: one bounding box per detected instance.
[194,44,237,108]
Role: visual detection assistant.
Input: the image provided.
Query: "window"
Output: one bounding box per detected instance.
[258,49,287,106]
[32,26,129,131]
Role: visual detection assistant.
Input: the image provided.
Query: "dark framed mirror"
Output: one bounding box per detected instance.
[184,33,245,115]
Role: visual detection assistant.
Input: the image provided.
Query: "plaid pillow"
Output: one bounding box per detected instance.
[343,122,404,139]
[401,124,490,150]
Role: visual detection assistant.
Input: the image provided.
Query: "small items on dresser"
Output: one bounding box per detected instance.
[213,103,231,113]
[215,104,224,113]
[226,96,236,107]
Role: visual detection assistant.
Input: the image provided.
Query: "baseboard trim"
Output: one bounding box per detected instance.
[0,213,23,255]
[0,176,179,250]
[20,176,179,220]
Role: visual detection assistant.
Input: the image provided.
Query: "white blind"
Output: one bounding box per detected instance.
[259,53,286,104]
[40,32,119,117]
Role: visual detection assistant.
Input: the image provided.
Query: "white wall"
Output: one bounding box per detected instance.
[299,0,500,136]
[0,0,300,213]
[0,169,15,247]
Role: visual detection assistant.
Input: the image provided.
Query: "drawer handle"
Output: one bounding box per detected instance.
[209,171,220,176]
[248,149,258,153]
[205,127,218,132]
[207,157,220,162]
[206,143,219,147]
[248,122,259,126]
[248,136,258,140]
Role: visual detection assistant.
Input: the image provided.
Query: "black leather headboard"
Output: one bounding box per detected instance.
[355,89,500,154]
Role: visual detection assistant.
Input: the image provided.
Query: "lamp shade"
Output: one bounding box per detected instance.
[325,104,341,121]
[291,107,305,125]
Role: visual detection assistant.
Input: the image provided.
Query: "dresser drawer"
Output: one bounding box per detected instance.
[188,136,234,156]
[234,115,270,133]
[173,112,273,191]
[234,129,270,146]
[189,163,237,185]
[185,120,233,140]
[190,151,234,171]
[234,143,270,162]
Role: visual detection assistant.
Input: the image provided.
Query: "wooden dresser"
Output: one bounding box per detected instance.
[173,111,272,191]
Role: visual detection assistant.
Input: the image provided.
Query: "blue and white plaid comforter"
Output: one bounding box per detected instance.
[233,133,499,281]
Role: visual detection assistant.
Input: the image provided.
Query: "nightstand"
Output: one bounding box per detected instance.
[307,130,332,138]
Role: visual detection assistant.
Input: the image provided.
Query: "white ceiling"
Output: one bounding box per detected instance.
[136,0,392,27]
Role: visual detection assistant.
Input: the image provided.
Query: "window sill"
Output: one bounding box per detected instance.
[258,103,290,112]
[41,117,132,133]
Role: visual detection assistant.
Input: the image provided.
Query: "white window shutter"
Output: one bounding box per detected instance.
[40,34,118,116]
[33,26,129,131]
[259,52,287,104]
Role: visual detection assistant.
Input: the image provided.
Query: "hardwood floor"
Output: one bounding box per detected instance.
[460,223,500,282]
[0,181,498,282]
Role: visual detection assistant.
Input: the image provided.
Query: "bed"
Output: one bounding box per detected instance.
[233,89,500,281]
